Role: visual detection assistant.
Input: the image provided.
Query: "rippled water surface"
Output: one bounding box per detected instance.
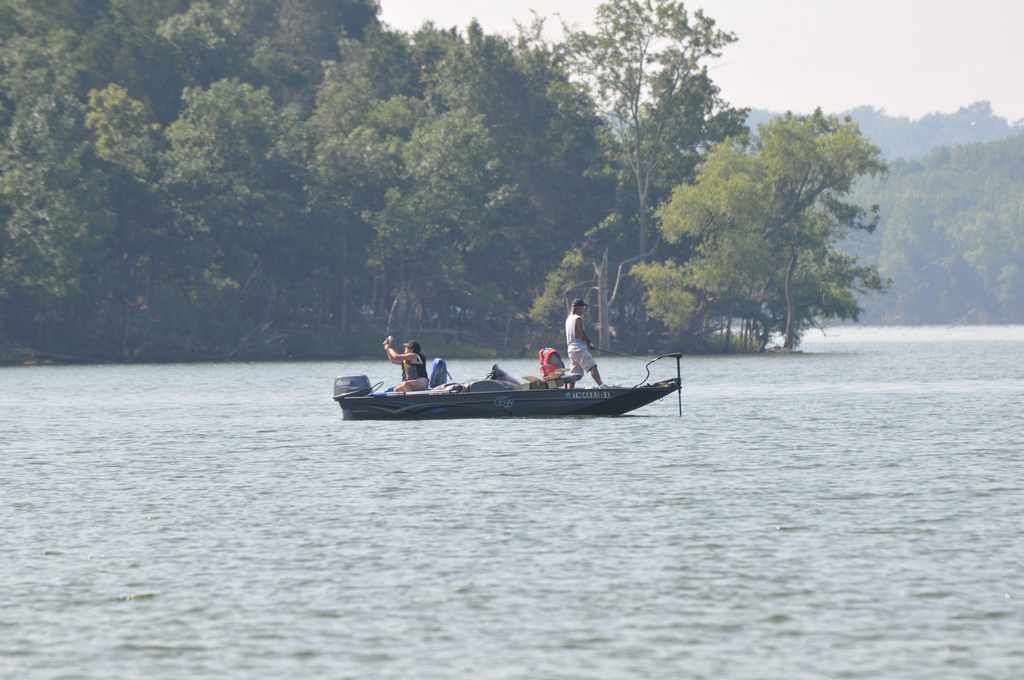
[3,326,1024,678]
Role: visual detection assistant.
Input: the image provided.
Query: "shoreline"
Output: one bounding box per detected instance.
[5,324,1023,367]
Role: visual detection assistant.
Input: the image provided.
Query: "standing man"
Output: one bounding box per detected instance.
[565,298,605,387]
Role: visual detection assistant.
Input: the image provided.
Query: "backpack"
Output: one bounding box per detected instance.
[429,357,450,388]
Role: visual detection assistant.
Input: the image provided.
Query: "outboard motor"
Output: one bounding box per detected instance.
[334,375,371,399]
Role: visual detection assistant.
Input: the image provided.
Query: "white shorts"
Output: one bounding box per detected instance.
[568,347,597,373]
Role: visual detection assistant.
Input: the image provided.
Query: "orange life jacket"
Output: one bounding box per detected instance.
[538,347,565,377]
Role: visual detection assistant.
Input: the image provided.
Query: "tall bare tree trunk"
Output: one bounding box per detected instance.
[597,249,610,351]
[637,188,650,350]
[783,246,798,350]
[637,186,648,256]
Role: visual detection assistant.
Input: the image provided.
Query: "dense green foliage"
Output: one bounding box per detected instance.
[657,112,888,350]
[749,103,1024,327]
[0,0,615,360]
[2,0,975,363]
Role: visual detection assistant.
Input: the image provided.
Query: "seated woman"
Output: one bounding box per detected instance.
[383,336,428,392]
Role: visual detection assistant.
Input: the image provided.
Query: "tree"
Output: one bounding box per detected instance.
[431,21,610,319]
[0,37,110,305]
[84,84,173,358]
[0,89,105,301]
[157,1,241,88]
[631,260,696,333]
[274,0,378,65]
[87,84,162,179]
[308,44,420,333]
[560,0,745,352]
[161,79,304,352]
[659,111,888,349]
[565,0,743,256]
[369,107,510,334]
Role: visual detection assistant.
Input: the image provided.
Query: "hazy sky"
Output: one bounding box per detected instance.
[378,0,1024,122]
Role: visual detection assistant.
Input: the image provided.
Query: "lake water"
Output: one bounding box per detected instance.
[3,326,1023,679]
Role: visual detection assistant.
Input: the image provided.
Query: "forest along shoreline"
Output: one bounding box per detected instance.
[0,337,778,367]
[2,1,1021,366]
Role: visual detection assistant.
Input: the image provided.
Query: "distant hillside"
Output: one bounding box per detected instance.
[748,101,1023,160]
[851,134,1024,323]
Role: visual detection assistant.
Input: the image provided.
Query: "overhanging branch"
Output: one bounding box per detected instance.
[608,249,654,306]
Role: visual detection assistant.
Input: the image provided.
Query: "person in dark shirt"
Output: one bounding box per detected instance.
[383,336,428,392]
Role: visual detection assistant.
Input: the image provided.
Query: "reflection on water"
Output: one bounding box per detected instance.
[2,327,1023,679]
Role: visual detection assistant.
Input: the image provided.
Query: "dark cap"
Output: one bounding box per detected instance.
[571,298,588,308]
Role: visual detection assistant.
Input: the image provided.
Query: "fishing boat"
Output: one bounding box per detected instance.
[332,353,683,421]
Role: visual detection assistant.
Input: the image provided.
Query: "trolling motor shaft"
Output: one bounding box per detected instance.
[635,352,684,416]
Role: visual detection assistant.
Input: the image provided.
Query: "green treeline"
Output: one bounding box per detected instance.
[853,136,1024,323]
[0,0,890,363]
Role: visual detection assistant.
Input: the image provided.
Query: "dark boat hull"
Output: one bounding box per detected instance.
[334,379,680,420]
